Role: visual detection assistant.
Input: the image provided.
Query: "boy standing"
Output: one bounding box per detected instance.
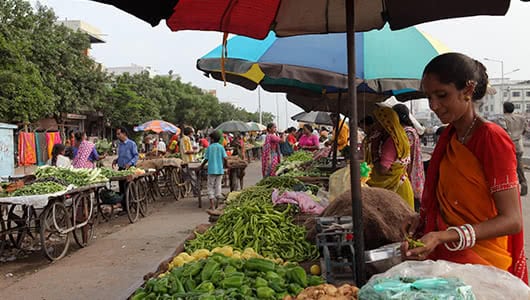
[200,131,227,209]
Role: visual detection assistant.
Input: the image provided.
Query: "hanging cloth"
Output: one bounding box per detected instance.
[18,132,37,166]
[46,132,62,158]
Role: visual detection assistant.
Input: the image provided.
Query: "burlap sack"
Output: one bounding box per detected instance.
[305,186,414,250]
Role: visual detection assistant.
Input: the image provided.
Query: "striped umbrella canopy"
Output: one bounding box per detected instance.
[197,25,450,102]
[134,120,180,134]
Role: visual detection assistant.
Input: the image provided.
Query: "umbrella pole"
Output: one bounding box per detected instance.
[346,0,365,286]
[332,93,341,169]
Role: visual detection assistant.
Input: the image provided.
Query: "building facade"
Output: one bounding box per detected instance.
[480,78,530,118]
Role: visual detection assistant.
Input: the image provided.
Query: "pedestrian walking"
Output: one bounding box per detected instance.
[200,131,227,209]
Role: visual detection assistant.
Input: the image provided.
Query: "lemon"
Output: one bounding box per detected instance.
[310,264,321,275]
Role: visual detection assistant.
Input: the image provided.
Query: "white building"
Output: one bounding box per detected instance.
[480,78,530,118]
[105,64,158,77]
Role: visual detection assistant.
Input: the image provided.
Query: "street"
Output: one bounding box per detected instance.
[0,163,529,299]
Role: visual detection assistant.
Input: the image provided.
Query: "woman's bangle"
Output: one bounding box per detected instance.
[463,224,476,248]
[460,225,472,249]
[445,226,464,251]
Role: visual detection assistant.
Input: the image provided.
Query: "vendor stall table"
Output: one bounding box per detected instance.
[0,182,105,261]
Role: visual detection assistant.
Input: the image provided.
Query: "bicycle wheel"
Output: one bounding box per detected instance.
[40,201,70,261]
[6,205,37,249]
[138,178,149,217]
[125,181,140,223]
[72,192,97,248]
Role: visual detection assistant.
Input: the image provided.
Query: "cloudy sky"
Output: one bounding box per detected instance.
[36,1,530,129]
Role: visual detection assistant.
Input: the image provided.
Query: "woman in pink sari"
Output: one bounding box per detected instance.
[72,132,100,169]
[261,123,283,177]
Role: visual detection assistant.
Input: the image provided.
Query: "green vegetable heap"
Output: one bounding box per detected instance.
[35,166,108,187]
[131,253,324,300]
[99,167,135,178]
[225,186,273,207]
[11,182,65,197]
[186,202,319,262]
[95,138,112,155]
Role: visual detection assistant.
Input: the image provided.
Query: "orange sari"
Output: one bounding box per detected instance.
[421,123,528,283]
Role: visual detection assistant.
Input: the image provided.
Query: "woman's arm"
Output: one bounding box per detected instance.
[405,188,522,258]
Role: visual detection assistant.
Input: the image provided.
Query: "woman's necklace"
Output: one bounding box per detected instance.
[459,115,479,143]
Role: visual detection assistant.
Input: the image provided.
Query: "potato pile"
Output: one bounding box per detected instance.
[284,283,359,300]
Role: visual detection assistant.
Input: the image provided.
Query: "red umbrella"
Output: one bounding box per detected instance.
[91,0,509,39]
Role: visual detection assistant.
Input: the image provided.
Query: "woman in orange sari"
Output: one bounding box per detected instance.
[403,53,527,284]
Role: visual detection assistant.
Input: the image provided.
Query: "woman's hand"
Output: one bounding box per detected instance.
[402,231,443,261]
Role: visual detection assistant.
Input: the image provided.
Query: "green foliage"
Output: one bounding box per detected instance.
[0,0,276,129]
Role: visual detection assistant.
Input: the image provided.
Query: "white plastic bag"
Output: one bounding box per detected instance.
[367,260,530,300]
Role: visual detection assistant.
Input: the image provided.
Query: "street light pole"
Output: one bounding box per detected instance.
[484,57,504,113]
[258,87,262,124]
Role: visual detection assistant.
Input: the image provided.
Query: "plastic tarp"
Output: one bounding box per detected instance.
[362,260,530,300]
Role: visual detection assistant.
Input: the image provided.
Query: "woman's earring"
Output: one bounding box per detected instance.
[465,96,471,101]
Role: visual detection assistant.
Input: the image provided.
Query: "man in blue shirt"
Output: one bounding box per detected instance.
[112,126,139,170]
[200,131,227,209]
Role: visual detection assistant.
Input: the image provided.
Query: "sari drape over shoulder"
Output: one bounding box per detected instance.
[421,122,527,283]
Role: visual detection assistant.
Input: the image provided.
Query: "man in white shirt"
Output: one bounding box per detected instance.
[157,138,167,154]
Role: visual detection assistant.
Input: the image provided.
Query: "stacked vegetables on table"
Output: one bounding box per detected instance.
[186,200,318,262]
[9,182,65,197]
[132,252,324,300]
[275,152,331,177]
[36,166,108,186]
[99,167,136,178]
[95,138,112,155]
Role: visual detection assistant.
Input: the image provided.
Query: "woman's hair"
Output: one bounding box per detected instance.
[303,124,313,132]
[266,123,276,132]
[51,143,66,166]
[422,52,489,101]
[183,127,193,136]
[392,104,414,127]
[74,131,84,142]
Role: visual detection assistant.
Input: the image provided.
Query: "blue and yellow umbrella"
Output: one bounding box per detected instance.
[198,25,449,102]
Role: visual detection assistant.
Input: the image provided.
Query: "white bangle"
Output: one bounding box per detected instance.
[463,224,476,248]
[445,226,464,251]
[460,225,472,249]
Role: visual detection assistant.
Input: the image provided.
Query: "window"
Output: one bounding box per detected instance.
[526,91,530,97]
[513,91,521,97]
[490,105,494,111]
[515,104,521,109]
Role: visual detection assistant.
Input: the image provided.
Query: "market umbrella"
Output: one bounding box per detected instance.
[197,26,449,102]
[291,111,333,126]
[89,0,512,285]
[90,0,509,40]
[133,120,180,134]
[246,121,266,131]
[215,120,252,133]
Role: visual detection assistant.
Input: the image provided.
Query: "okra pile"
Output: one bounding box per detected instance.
[131,253,323,300]
[185,202,319,262]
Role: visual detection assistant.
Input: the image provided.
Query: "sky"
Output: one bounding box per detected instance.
[35,0,530,129]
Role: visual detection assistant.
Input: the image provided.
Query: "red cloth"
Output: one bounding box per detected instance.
[18,132,37,166]
[200,138,210,148]
[421,122,527,284]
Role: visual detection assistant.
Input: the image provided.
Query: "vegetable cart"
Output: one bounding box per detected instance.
[0,182,104,261]
[101,172,154,224]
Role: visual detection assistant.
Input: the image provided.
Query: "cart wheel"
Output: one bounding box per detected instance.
[168,167,180,201]
[138,179,149,217]
[40,201,70,261]
[72,193,97,248]
[6,205,37,249]
[0,205,7,257]
[125,181,140,223]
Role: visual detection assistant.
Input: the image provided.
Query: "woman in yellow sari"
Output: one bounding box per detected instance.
[403,53,527,284]
[365,106,414,210]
